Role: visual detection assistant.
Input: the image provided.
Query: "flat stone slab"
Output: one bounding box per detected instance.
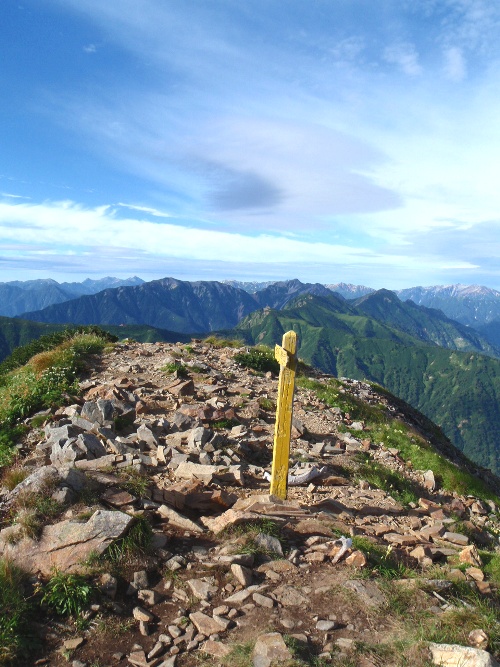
[252,632,292,667]
[187,578,218,600]
[189,611,230,635]
[200,640,231,658]
[225,585,264,605]
[157,505,204,533]
[201,509,262,534]
[383,532,420,546]
[429,643,500,667]
[0,509,133,575]
[273,585,309,607]
[443,532,469,546]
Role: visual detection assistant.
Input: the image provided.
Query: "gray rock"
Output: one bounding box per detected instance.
[44,423,83,444]
[133,606,155,622]
[187,427,212,450]
[157,505,205,533]
[189,612,230,635]
[255,533,283,556]
[97,399,115,422]
[133,570,149,590]
[443,532,469,546]
[137,424,159,448]
[59,467,88,493]
[50,438,84,467]
[231,563,253,587]
[252,592,274,608]
[316,620,337,631]
[171,411,197,431]
[76,433,107,459]
[148,641,165,659]
[71,416,96,431]
[252,633,292,667]
[81,401,103,424]
[187,578,218,601]
[343,580,385,607]
[0,509,133,575]
[429,643,500,667]
[273,585,308,607]
[6,465,60,501]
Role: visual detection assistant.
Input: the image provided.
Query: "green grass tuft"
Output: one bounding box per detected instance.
[234,345,280,374]
[0,559,37,665]
[355,459,420,506]
[0,330,113,468]
[41,570,95,617]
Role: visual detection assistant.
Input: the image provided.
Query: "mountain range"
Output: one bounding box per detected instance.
[17,278,336,332]
[2,275,500,474]
[0,276,144,317]
[6,275,500,333]
[396,284,500,327]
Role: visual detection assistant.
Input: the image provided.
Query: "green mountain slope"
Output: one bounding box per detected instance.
[233,295,500,474]
[0,318,192,363]
[476,319,500,348]
[353,289,499,357]
[0,317,66,362]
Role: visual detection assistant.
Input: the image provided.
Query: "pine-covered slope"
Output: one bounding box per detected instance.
[353,289,499,356]
[19,278,259,332]
[233,294,500,474]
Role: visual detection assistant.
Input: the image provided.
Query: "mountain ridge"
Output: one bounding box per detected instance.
[231,293,500,474]
[0,334,499,666]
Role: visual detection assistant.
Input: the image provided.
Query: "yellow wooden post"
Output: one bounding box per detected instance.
[270,330,297,499]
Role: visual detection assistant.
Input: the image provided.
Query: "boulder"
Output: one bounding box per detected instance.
[0,509,133,575]
[157,505,205,533]
[76,433,107,459]
[6,465,60,501]
[50,438,84,468]
[252,633,292,667]
[429,643,499,667]
[137,424,159,448]
[189,611,230,635]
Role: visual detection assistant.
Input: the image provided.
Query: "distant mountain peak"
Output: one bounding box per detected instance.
[325,283,375,299]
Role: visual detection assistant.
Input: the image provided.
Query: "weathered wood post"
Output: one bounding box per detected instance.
[270,330,297,499]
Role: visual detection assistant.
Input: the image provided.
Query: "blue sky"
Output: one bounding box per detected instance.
[2,0,500,288]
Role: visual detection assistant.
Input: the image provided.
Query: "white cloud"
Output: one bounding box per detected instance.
[443,46,467,81]
[383,43,423,76]
[0,199,475,273]
[83,43,97,53]
[0,192,31,199]
[116,203,172,218]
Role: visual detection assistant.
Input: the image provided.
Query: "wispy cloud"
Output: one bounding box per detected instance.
[0,198,476,274]
[83,43,97,53]
[1,193,31,199]
[383,43,423,76]
[117,203,172,218]
[443,46,467,81]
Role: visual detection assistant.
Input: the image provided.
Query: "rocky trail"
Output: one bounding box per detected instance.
[1,339,500,667]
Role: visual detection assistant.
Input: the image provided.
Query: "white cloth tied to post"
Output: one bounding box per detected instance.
[263,465,328,486]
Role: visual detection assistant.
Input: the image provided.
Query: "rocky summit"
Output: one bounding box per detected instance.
[1,338,500,667]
